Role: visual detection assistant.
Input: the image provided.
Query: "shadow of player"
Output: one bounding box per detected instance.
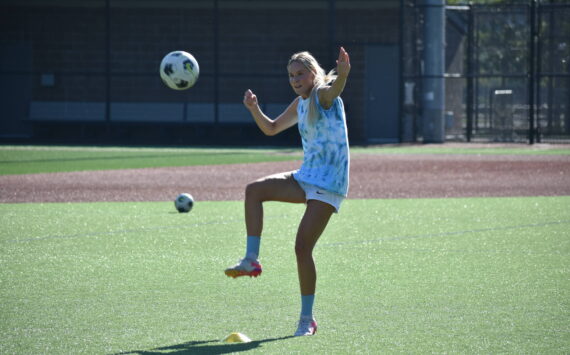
[110,335,295,355]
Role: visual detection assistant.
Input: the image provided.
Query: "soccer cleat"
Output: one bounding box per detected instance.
[294,316,317,336]
[224,258,262,278]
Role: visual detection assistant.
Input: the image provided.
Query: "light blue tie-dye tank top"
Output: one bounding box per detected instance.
[293,92,350,197]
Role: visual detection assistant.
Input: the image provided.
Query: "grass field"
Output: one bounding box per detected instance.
[1,144,569,354]
[0,146,301,175]
[1,197,569,354]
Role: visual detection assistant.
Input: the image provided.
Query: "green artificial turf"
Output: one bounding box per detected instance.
[0,146,301,175]
[351,144,570,156]
[1,196,568,353]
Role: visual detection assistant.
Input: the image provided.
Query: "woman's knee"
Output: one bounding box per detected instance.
[245,180,266,202]
[295,238,313,259]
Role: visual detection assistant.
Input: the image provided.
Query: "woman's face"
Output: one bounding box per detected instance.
[288,61,315,99]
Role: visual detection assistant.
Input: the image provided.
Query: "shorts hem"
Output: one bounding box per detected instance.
[293,177,345,213]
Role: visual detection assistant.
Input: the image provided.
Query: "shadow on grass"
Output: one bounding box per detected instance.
[111,335,294,354]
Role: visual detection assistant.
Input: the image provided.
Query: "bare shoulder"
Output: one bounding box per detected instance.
[288,96,301,112]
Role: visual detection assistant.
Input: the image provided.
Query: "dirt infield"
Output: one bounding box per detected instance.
[1,152,569,203]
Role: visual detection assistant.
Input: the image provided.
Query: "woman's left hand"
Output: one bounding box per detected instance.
[336,47,351,78]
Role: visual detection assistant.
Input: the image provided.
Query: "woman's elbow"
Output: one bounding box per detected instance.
[263,123,278,136]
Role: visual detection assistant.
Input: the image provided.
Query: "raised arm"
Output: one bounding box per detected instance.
[318,47,351,109]
[243,89,299,136]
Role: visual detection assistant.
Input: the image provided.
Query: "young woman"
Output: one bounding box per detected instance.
[225,47,351,337]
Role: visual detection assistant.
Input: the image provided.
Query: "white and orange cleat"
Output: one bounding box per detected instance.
[294,316,317,336]
[224,258,262,278]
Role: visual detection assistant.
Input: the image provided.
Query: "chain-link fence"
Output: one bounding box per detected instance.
[402,0,570,144]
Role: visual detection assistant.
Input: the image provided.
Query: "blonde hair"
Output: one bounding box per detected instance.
[288,51,336,123]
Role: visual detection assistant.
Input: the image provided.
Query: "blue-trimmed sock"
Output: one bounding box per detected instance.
[245,235,260,260]
[301,294,315,317]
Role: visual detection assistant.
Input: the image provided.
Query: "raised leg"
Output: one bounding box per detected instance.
[244,171,306,236]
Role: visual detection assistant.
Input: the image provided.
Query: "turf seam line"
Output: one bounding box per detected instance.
[320,220,570,247]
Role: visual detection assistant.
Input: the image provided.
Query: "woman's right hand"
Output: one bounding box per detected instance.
[243,89,258,111]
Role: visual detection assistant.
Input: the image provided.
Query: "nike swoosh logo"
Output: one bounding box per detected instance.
[316,191,324,195]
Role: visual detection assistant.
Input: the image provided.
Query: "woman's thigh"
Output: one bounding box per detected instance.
[247,171,306,204]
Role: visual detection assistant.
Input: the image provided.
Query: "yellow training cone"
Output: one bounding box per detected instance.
[223,332,252,343]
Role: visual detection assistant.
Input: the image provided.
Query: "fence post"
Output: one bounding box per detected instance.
[105,0,111,126]
[214,0,220,128]
[466,4,474,142]
[421,0,445,143]
[528,0,537,144]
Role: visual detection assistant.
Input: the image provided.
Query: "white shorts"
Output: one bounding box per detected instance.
[294,178,345,213]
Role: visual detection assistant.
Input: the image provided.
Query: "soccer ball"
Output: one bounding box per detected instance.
[160,51,200,90]
[175,193,194,213]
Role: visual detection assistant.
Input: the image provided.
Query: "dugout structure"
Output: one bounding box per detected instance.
[1,0,569,145]
[0,0,401,145]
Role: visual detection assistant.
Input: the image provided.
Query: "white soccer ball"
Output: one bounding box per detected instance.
[175,193,194,213]
[160,51,199,90]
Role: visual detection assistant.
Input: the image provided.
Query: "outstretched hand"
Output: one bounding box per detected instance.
[336,47,351,78]
[243,89,258,111]
[319,47,350,107]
